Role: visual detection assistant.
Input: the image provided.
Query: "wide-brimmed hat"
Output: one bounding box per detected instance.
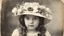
[12,2,52,24]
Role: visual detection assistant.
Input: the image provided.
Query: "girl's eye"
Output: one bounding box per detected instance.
[25,17,29,20]
[33,17,38,20]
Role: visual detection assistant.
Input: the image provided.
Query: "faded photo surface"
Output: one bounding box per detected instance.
[1,0,63,36]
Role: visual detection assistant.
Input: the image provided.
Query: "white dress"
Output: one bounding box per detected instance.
[11,29,51,36]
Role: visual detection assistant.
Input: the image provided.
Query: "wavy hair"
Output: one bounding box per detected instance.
[19,15,46,36]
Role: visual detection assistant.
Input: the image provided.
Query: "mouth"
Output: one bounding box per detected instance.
[29,25,34,27]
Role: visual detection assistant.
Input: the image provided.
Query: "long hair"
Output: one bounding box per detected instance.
[19,15,46,36]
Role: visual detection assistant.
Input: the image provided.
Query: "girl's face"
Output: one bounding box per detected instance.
[24,15,40,30]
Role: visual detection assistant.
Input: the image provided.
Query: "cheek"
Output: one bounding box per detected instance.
[34,20,39,27]
[24,19,29,26]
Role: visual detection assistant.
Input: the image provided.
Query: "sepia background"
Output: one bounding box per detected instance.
[0,0,64,36]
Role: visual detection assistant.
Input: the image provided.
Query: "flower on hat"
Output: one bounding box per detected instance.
[12,7,18,16]
[22,2,39,13]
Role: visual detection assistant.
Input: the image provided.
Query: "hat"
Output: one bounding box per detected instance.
[12,2,52,24]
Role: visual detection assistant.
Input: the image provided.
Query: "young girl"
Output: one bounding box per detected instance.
[11,2,52,36]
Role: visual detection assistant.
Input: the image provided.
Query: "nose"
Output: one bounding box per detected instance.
[29,19,33,24]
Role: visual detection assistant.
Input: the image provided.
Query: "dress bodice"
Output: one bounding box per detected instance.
[11,28,51,36]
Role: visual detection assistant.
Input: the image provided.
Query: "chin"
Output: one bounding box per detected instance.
[28,27,35,30]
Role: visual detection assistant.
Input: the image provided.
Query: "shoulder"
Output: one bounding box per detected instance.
[11,29,19,36]
[45,30,51,36]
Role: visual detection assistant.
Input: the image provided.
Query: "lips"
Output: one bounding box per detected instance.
[29,25,34,27]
